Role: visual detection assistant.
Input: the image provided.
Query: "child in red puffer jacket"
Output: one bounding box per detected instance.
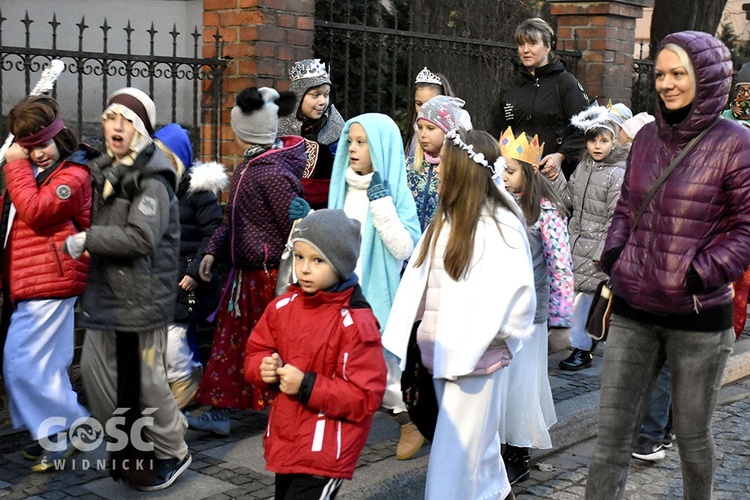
[245,209,386,500]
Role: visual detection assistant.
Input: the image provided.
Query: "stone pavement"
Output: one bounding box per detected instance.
[513,378,750,499]
[1,332,749,500]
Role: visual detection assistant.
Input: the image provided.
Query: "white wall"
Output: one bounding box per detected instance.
[1,0,204,125]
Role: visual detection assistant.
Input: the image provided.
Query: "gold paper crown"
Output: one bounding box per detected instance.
[499,127,544,166]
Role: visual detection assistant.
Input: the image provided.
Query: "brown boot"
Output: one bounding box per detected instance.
[396,422,425,460]
[170,365,203,410]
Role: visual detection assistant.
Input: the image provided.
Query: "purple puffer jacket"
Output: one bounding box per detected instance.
[603,31,750,315]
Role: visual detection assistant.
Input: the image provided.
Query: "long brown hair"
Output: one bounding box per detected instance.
[512,158,569,225]
[8,96,78,157]
[414,129,516,280]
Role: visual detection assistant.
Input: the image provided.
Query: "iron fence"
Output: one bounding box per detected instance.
[632,41,656,115]
[0,10,228,160]
[313,1,581,134]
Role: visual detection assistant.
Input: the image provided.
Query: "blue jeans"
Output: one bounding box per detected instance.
[640,364,671,445]
[584,313,733,500]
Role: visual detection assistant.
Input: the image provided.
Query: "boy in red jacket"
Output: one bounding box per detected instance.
[245,209,386,500]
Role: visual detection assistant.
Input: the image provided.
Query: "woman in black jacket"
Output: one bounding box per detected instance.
[491,18,590,180]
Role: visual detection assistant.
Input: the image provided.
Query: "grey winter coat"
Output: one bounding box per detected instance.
[558,145,628,293]
[79,143,180,332]
[604,31,750,316]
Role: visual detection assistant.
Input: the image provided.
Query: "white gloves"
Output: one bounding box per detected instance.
[63,231,87,260]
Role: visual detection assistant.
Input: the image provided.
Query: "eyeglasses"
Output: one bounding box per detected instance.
[737,87,750,96]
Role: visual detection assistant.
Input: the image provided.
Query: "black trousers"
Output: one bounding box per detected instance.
[275,473,343,500]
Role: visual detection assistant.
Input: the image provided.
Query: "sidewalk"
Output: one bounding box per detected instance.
[1,332,749,499]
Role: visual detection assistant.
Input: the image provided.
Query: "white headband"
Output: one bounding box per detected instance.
[445,129,506,178]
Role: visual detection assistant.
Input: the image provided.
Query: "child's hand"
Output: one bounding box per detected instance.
[276,363,304,395]
[260,353,282,384]
[540,152,564,181]
[179,275,198,291]
[288,197,311,220]
[367,171,391,201]
[5,143,29,163]
[199,254,215,282]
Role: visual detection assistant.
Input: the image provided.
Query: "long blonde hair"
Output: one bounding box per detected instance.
[414,129,516,280]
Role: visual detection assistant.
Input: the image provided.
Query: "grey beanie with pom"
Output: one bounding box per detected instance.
[291,209,362,279]
[231,87,281,145]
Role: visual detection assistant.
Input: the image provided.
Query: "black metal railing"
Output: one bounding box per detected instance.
[0,10,228,160]
[313,2,581,134]
[632,41,656,115]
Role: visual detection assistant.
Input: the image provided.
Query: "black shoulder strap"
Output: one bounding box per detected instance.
[631,117,722,234]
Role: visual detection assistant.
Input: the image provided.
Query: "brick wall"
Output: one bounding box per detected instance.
[202,0,315,176]
[550,0,653,107]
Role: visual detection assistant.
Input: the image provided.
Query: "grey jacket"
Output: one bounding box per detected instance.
[557,145,628,293]
[79,144,180,332]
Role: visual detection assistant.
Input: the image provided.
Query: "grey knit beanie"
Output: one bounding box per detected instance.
[737,62,750,86]
[291,209,362,279]
[231,87,280,145]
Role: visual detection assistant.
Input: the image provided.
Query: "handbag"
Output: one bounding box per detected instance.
[400,321,438,442]
[584,118,722,342]
[275,219,300,296]
[585,279,613,341]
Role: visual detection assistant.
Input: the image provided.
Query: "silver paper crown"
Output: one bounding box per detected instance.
[290,59,329,82]
[415,67,442,85]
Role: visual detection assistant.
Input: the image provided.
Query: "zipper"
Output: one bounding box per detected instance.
[228,163,248,265]
[51,241,65,276]
[263,243,269,275]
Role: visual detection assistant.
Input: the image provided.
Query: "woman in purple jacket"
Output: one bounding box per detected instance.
[584,31,750,499]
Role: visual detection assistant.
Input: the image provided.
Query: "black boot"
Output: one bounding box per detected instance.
[559,348,593,371]
[502,445,530,485]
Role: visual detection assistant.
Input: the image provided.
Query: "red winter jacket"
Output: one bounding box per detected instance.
[245,284,386,479]
[1,149,92,302]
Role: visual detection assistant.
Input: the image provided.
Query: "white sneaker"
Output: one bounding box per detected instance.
[632,442,666,461]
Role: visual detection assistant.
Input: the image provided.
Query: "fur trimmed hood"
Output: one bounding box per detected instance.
[187,161,228,196]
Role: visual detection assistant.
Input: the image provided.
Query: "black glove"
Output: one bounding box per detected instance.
[599,246,624,274]
[103,162,129,189]
[686,266,702,294]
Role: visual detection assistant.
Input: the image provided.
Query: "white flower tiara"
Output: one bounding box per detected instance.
[445,129,506,178]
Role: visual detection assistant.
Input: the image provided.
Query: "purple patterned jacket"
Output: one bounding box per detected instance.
[205,136,305,270]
